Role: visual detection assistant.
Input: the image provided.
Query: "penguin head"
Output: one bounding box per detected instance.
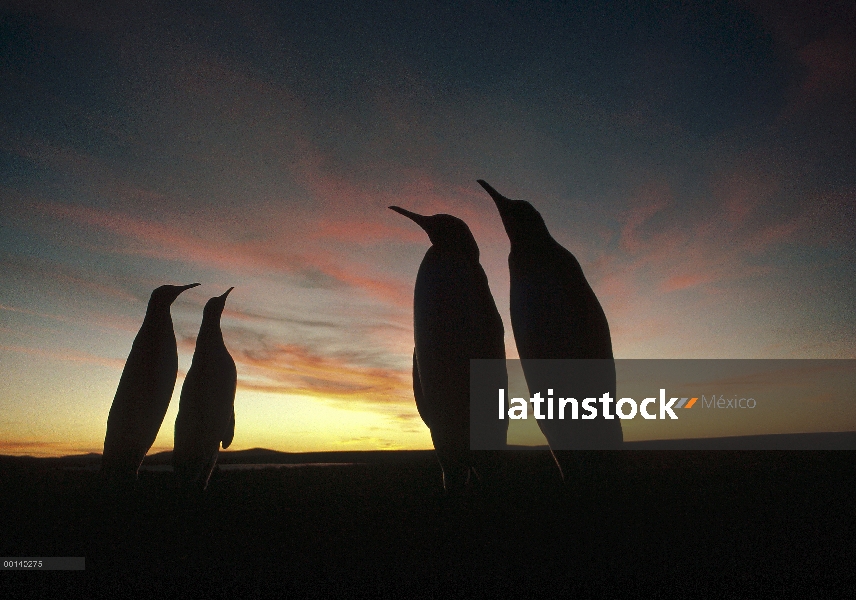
[150,283,200,306]
[203,287,234,320]
[477,180,550,246]
[388,206,480,258]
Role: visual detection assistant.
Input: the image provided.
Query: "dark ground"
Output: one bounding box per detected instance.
[1,450,854,597]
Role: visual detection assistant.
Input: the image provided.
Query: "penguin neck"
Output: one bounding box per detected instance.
[196,317,224,349]
[143,302,173,328]
[429,244,479,262]
[509,231,557,256]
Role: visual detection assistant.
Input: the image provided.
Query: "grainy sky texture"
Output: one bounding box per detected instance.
[1,0,854,456]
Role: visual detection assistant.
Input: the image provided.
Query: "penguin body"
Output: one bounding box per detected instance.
[478,180,622,477]
[101,283,200,482]
[390,207,507,492]
[173,288,237,492]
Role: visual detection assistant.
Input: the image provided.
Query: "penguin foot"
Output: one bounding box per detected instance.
[441,466,474,496]
[97,469,139,509]
[99,466,138,486]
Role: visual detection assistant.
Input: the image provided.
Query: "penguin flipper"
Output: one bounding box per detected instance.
[412,350,432,429]
[222,409,235,449]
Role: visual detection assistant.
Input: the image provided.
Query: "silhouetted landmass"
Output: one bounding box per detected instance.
[1,447,854,595]
[625,431,856,450]
[2,432,855,470]
[0,449,437,469]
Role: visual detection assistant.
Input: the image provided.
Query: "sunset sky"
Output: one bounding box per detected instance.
[1,1,854,457]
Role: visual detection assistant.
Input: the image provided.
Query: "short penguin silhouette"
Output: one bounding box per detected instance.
[173,287,237,492]
[101,283,200,483]
[478,180,622,479]
[389,206,507,493]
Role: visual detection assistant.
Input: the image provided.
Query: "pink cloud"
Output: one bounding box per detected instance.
[0,344,126,370]
[797,36,856,99]
[597,159,838,302]
[233,342,414,409]
[712,168,779,227]
[742,1,856,121]
[0,254,141,305]
[661,274,717,293]
[0,303,138,334]
[618,182,672,254]
[11,134,419,310]
[311,219,424,245]
[29,201,412,307]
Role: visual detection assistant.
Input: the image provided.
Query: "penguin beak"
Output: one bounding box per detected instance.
[160,282,200,305]
[388,206,429,230]
[477,180,512,212]
[219,287,234,300]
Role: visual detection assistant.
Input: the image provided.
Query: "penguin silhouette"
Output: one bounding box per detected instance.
[101,283,200,483]
[173,288,237,492]
[478,180,622,480]
[389,206,507,493]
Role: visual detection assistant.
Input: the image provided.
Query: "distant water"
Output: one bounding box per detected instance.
[66,463,357,472]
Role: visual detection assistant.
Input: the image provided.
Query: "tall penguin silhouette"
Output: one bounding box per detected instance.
[478,180,622,480]
[173,288,237,492]
[101,283,200,483]
[389,206,507,493]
